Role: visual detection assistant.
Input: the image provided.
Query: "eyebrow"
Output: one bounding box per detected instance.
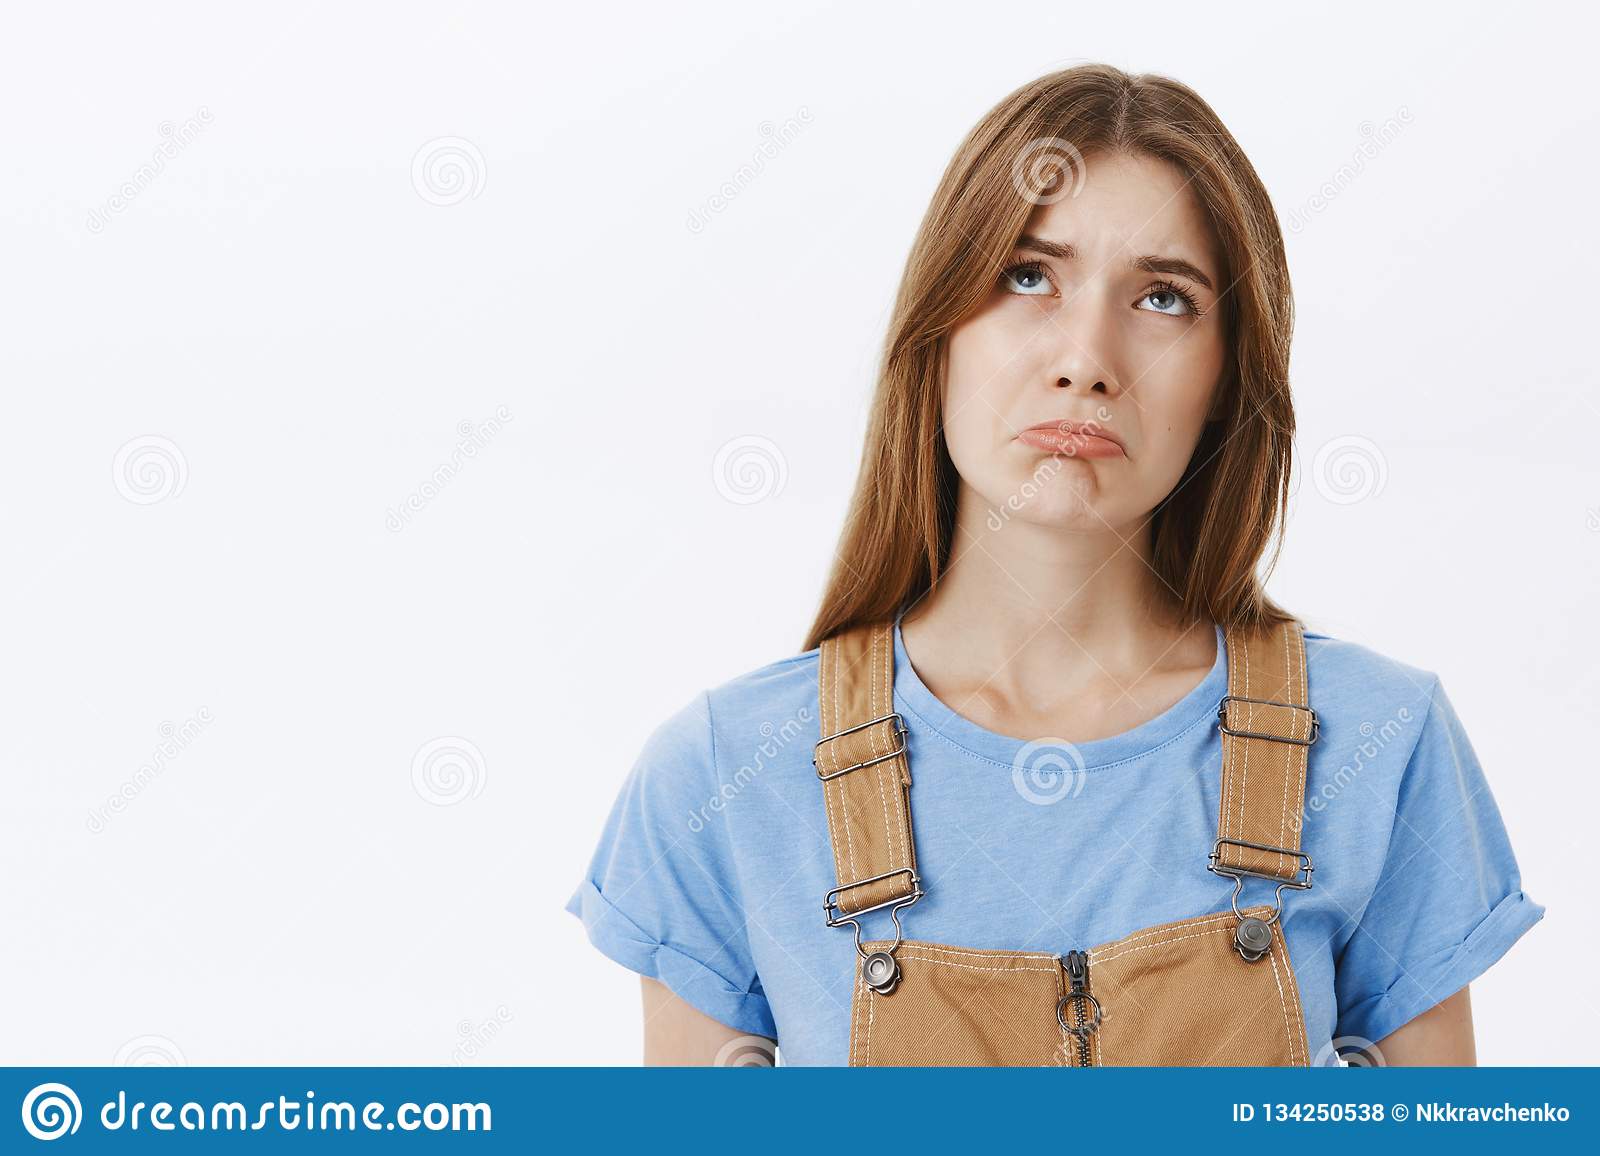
[1014,233,1215,292]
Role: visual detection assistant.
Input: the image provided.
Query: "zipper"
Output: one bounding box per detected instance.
[1053,949,1100,1066]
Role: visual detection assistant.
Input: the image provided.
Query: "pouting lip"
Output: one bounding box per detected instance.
[1018,418,1125,451]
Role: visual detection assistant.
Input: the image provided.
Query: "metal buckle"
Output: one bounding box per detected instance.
[1217,695,1319,746]
[1209,837,1313,924]
[813,712,908,781]
[1208,837,1314,888]
[822,867,924,965]
[823,867,923,928]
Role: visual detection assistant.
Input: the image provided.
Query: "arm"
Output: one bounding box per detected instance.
[1367,985,1475,1065]
[641,976,776,1066]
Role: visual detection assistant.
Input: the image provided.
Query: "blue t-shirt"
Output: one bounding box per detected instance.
[565,614,1544,1065]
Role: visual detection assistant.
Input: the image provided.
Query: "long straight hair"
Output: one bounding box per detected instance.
[802,65,1298,653]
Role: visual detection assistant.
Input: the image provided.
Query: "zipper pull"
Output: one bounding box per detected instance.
[1055,949,1103,1064]
[1065,949,1089,992]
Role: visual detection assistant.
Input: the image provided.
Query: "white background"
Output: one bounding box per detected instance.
[2,1,1594,1065]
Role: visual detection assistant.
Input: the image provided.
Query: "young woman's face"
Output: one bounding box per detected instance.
[943,149,1228,534]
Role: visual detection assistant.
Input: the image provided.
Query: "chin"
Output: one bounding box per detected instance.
[977,480,1116,534]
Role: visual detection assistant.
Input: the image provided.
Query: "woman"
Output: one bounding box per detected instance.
[565,64,1543,1066]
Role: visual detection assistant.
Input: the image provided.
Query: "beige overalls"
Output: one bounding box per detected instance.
[813,616,1318,1066]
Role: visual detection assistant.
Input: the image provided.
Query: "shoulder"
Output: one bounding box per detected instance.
[1301,626,1440,721]
[637,645,822,784]
[703,645,821,738]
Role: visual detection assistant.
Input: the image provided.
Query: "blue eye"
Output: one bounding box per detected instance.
[1138,281,1203,317]
[1000,261,1053,295]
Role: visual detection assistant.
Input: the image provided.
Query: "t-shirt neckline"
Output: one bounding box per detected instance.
[890,608,1228,770]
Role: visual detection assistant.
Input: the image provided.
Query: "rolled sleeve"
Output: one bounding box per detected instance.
[1333,677,1545,1047]
[1335,887,1543,1046]
[565,879,776,1039]
[564,690,775,1041]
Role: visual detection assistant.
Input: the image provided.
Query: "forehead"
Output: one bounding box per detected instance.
[1022,150,1220,271]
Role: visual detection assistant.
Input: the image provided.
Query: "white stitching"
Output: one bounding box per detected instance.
[870,624,903,872]
[863,941,1059,964]
[890,953,1061,975]
[1276,624,1293,862]
[823,636,860,884]
[1266,938,1300,1065]
[1088,910,1241,959]
[1236,635,1251,848]
[1220,626,1235,844]
[1274,921,1309,1065]
[886,624,912,871]
[1089,924,1237,967]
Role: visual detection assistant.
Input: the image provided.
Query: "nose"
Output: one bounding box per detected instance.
[1044,295,1124,397]
[1055,371,1112,393]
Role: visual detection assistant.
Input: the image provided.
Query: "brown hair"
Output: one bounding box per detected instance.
[802,64,1297,653]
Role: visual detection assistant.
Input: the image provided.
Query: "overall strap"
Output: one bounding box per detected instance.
[1211,617,1318,886]
[813,620,921,923]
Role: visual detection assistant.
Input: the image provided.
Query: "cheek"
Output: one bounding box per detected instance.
[944,318,1002,413]
[1136,344,1226,468]
[944,308,1045,418]
[941,320,1016,472]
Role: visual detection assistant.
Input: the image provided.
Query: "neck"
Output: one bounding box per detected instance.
[899,485,1212,700]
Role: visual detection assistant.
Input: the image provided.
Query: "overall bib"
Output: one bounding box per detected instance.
[813,617,1318,1066]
